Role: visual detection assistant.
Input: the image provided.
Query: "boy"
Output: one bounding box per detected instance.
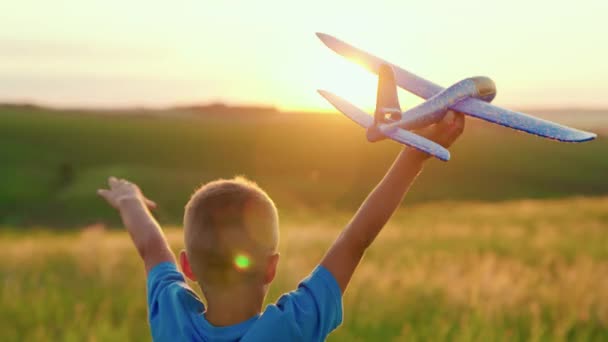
[98,111,464,341]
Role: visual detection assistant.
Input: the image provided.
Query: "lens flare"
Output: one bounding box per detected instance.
[234,253,251,271]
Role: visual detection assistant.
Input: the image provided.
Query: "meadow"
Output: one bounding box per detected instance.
[1,106,607,341]
[1,197,607,341]
[1,106,607,228]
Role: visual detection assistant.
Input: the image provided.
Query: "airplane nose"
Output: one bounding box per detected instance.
[471,76,496,102]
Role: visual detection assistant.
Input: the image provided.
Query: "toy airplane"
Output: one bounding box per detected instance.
[316,33,597,161]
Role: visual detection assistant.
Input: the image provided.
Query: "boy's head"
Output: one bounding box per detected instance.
[180,177,279,293]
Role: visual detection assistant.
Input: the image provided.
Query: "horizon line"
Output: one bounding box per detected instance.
[1,100,608,115]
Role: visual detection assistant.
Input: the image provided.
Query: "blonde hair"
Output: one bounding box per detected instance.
[184,177,279,290]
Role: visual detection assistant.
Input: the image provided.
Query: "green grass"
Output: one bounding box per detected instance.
[1,197,607,341]
[1,107,607,228]
[1,106,607,340]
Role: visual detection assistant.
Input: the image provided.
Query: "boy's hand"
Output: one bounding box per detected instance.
[97,176,173,272]
[97,177,157,210]
[409,110,466,160]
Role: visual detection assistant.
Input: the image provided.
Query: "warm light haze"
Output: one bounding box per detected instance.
[1,0,606,112]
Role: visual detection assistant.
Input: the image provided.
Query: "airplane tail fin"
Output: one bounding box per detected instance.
[375,64,402,123]
[367,64,402,142]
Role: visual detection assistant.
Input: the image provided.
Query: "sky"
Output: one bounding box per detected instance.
[1,0,607,112]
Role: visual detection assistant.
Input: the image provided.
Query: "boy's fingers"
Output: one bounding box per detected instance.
[448,112,465,138]
[108,176,119,189]
[442,110,456,125]
[145,198,157,210]
[414,111,465,148]
[451,111,465,130]
[418,119,445,140]
[97,189,111,201]
[415,110,455,139]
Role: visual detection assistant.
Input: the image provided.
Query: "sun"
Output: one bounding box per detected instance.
[290,48,423,114]
[312,54,378,113]
[273,35,425,113]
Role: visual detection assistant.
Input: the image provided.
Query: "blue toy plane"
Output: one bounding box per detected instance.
[316,33,597,161]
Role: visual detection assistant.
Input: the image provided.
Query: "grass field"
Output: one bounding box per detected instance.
[1,106,607,227]
[1,196,607,341]
[1,106,607,341]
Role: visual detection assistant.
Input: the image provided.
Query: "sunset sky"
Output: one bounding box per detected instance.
[1,0,606,112]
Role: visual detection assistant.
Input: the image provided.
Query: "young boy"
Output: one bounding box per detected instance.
[97,111,464,341]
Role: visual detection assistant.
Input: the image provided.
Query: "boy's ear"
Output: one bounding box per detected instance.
[264,252,280,285]
[179,250,196,281]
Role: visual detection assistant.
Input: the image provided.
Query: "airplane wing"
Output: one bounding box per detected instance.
[317,90,373,128]
[318,90,451,161]
[316,33,442,99]
[451,99,596,142]
[316,33,597,142]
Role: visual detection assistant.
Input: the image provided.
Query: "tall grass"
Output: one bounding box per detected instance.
[1,196,607,341]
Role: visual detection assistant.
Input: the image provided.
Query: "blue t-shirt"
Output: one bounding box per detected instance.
[147,262,343,341]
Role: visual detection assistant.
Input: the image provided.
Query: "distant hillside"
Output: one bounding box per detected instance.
[1,102,606,128]
[0,103,45,111]
[523,108,608,128]
[174,103,279,116]
[0,102,279,118]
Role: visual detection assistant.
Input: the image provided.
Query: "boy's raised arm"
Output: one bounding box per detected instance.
[321,111,465,293]
[98,177,175,273]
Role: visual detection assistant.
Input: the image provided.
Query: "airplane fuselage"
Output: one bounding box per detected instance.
[384,77,496,133]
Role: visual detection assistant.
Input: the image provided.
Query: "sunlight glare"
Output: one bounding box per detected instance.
[312,54,377,113]
[305,52,424,114]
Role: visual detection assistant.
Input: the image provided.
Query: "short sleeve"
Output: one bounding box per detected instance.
[146,262,203,327]
[275,265,343,341]
[147,262,184,314]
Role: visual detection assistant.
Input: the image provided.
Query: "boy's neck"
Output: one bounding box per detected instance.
[203,284,267,327]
